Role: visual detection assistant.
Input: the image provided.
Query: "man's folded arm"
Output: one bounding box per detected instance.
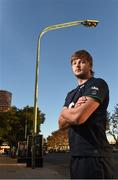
[58,96,100,129]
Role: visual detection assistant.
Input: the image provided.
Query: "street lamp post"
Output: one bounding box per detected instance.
[32,19,99,168]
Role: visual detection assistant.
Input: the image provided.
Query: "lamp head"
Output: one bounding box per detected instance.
[81,20,99,27]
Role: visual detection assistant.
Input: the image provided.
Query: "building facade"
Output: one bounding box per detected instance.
[0,90,12,112]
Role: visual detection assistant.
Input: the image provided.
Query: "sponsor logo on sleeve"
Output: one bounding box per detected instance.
[91,86,99,95]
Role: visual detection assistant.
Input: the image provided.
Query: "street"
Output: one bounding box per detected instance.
[44,152,118,179]
[44,152,70,178]
[0,153,70,179]
[0,152,118,179]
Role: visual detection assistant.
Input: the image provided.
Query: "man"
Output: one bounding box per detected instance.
[58,50,114,179]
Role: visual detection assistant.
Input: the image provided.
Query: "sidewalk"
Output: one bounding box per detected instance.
[0,156,70,179]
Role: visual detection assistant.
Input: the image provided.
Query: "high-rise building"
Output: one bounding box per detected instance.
[0,90,12,112]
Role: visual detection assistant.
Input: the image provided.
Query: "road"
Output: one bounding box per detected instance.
[44,152,70,178]
[0,153,70,179]
[0,152,118,179]
[44,152,118,179]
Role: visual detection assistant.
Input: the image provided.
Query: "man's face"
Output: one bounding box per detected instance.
[71,58,92,79]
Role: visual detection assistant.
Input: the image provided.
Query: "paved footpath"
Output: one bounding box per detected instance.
[0,156,70,179]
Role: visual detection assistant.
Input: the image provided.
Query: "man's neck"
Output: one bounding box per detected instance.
[77,75,93,86]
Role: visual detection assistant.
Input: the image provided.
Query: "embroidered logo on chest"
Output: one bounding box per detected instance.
[68,102,75,109]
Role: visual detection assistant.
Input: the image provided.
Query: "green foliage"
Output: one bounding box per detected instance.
[0,106,45,147]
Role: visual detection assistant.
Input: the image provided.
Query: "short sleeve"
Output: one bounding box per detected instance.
[83,78,109,103]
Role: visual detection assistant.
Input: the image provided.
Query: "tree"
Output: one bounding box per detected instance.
[0,106,20,147]
[107,104,118,145]
[47,129,69,151]
[17,106,45,136]
[0,106,45,148]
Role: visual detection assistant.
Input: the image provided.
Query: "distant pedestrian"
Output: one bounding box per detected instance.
[58,50,114,179]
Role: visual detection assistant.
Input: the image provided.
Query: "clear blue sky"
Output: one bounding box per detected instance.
[0,0,118,138]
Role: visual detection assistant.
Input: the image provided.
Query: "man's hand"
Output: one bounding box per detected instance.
[75,96,87,107]
[58,96,87,129]
[60,96,100,125]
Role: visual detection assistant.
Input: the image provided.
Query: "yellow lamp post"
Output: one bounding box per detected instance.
[32,19,99,168]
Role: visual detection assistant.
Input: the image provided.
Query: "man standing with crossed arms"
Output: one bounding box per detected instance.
[58,50,114,179]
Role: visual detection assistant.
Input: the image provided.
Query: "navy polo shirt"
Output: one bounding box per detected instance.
[64,77,112,157]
